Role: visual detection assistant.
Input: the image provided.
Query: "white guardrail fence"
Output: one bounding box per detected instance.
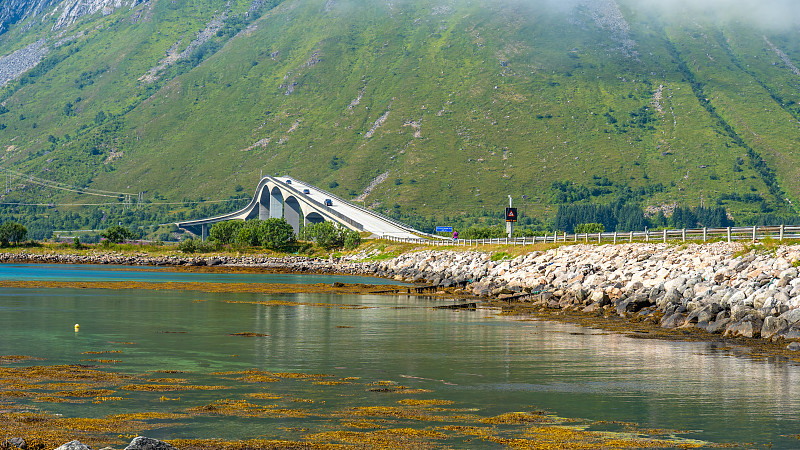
[381,225,800,246]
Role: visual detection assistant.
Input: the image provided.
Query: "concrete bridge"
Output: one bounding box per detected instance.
[176,176,424,240]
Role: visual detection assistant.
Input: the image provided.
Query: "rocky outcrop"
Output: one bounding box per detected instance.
[124,436,177,450]
[52,0,147,30]
[0,39,48,88]
[0,0,58,34]
[49,437,174,450]
[54,441,92,450]
[2,437,27,449]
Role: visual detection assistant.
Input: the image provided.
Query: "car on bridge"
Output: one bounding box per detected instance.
[324,199,333,206]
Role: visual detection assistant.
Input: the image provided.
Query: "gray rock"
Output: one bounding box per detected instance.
[780,308,800,325]
[656,288,682,309]
[648,286,663,301]
[731,304,753,322]
[662,303,679,317]
[590,289,610,305]
[55,441,92,450]
[777,324,800,340]
[3,438,26,449]
[582,302,602,313]
[686,305,715,324]
[661,312,685,329]
[761,316,789,340]
[706,318,731,334]
[724,320,762,338]
[787,342,800,351]
[125,437,177,450]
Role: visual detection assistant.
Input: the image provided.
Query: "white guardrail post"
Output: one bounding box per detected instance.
[382,224,796,246]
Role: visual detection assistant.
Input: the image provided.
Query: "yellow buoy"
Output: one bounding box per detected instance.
[74,324,80,332]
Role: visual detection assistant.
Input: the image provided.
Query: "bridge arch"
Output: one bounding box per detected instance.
[305,212,325,225]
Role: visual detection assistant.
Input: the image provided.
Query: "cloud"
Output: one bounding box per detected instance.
[627,0,800,30]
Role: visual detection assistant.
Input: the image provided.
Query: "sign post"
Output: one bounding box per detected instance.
[435,226,453,233]
[505,195,517,238]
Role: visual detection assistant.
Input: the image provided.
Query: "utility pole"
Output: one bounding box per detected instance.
[506,195,514,238]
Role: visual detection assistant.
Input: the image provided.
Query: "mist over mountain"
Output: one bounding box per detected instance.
[1,0,800,233]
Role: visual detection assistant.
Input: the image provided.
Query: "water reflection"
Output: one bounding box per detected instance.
[0,285,798,446]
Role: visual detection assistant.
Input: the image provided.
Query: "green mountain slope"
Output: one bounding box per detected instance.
[1,0,800,234]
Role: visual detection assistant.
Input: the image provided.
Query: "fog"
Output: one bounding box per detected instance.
[626,0,800,30]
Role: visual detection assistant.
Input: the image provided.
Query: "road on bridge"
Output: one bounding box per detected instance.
[276,176,422,240]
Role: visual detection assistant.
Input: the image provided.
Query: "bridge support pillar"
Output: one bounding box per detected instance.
[201,224,207,242]
[259,203,269,220]
[270,188,284,219]
[284,197,302,235]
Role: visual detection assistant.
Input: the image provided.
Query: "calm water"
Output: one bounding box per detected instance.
[1,264,800,447]
[0,263,407,285]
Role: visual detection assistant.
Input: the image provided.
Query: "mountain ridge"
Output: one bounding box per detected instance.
[1,0,800,235]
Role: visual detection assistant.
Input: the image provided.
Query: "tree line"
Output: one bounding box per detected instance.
[554,203,732,234]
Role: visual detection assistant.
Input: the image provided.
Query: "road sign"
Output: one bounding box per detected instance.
[435,226,453,232]
[505,207,517,222]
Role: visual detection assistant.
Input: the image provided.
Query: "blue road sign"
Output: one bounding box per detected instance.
[435,226,453,233]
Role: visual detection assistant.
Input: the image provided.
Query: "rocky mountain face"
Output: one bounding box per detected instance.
[0,0,57,34]
[51,0,147,30]
[0,0,145,34]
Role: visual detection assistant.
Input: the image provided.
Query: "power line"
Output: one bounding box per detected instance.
[0,198,247,207]
[3,168,136,198]
[1,167,248,207]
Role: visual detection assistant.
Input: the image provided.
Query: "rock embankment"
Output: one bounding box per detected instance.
[5,242,800,344]
[340,242,800,344]
[0,251,324,269]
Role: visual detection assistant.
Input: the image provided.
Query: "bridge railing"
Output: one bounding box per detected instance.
[280,175,433,237]
[268,176,365,231]
[381,225,800,246]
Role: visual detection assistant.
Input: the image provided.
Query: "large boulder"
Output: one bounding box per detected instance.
[724,318,763,338]
[55,442,92,450]
[777,323,800,340]
[590,289,610,306]
[125,437,177,450]
[780,308,800,325]
[661,312,686,329]
[761,316,789,340]
[656,288,682,309]
[706,317,731,334]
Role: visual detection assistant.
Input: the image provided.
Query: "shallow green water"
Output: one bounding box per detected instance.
[1,265,800,447]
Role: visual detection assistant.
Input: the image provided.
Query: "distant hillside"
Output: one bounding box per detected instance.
[2,0,800,234]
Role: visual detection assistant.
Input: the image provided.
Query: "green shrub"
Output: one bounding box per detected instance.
[0,221,28,246]
[258,218,296,251]
[101,225,137,243]
[210,220,244,244]
[211,218,296,251]
[343,229,361,250]
[177,238,196,253]
[301,222,358,250]
[575,223,605,234]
